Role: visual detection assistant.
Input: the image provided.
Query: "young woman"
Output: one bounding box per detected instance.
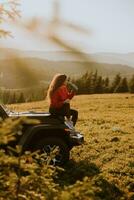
[47,74,78,126]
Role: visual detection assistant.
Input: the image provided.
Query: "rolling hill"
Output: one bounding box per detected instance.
[0,49,134,88]
[1,49,134,67]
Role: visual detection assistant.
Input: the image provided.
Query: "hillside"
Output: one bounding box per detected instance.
[1,49,134,67]
[0,57,134,88]
[92,52,134,68]
[7,93,134,200]
[1,48,134,66]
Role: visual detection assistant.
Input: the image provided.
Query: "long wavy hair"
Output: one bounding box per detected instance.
[47,74,67,100]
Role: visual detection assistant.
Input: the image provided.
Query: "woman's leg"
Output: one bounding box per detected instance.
[60,104,78,126]
[49,107,57,115]
[49,107,65,122]
[49,105,78,126]
[49,104,70,118]
[70,109,78,126]
[61,103,70,119]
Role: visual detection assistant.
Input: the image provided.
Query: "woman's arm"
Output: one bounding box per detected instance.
[67,90,75,100]
[55,86,73,107]
[62,85,75,99]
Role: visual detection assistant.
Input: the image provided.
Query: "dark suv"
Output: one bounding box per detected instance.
[0,104,84,165]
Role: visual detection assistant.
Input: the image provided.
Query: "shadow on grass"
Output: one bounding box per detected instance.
[56,159,100,186]
[93,176,124,200]
[56,160,125,199]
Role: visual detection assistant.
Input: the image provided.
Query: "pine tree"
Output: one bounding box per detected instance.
[2,90,9,104]
[95,76,103,93]
[73,72,92,94]
[11,92,17,104]
[90,71,98,94]
[103,77,110,93]
[114,77,129,93]
[129,75,134,93]
[110,74,121,93]
[17,92,25,103]
[82,72,92,94]
[81,72,89,94]
[73,77,83,94]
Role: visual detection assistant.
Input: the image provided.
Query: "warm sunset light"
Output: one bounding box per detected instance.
[0,1,134,200]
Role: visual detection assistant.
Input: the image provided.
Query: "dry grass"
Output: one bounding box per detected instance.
[8,93,134,199]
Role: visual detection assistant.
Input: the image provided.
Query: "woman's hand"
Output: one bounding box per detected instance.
[64,99,70,104]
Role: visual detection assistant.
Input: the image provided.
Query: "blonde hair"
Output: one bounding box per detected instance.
[47,74,67,100]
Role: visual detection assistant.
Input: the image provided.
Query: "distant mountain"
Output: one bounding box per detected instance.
[0,48,134,67]
[91,52,134,68]
[0,56,134,89]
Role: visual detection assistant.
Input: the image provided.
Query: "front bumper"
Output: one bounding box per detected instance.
[69,131,84,145]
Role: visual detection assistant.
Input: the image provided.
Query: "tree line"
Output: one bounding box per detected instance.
[71,71,134,94]
[0,86,46,104]
[0,72,134,104]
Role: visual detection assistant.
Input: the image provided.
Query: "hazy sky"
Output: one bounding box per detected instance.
[1,0,134,53]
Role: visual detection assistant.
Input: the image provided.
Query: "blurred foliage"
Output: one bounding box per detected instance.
[0,0,92,90]
[0,0,40,88]
[22,0,91,64]
[9,57,39,87]
[0,0,20,37]
[0,1,134,200]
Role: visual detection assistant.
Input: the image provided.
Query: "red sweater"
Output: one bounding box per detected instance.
[50,85,75,109]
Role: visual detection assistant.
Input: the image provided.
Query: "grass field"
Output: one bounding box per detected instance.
[8,93,134,199]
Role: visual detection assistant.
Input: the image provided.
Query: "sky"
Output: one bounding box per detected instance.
[0,0,134,53]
